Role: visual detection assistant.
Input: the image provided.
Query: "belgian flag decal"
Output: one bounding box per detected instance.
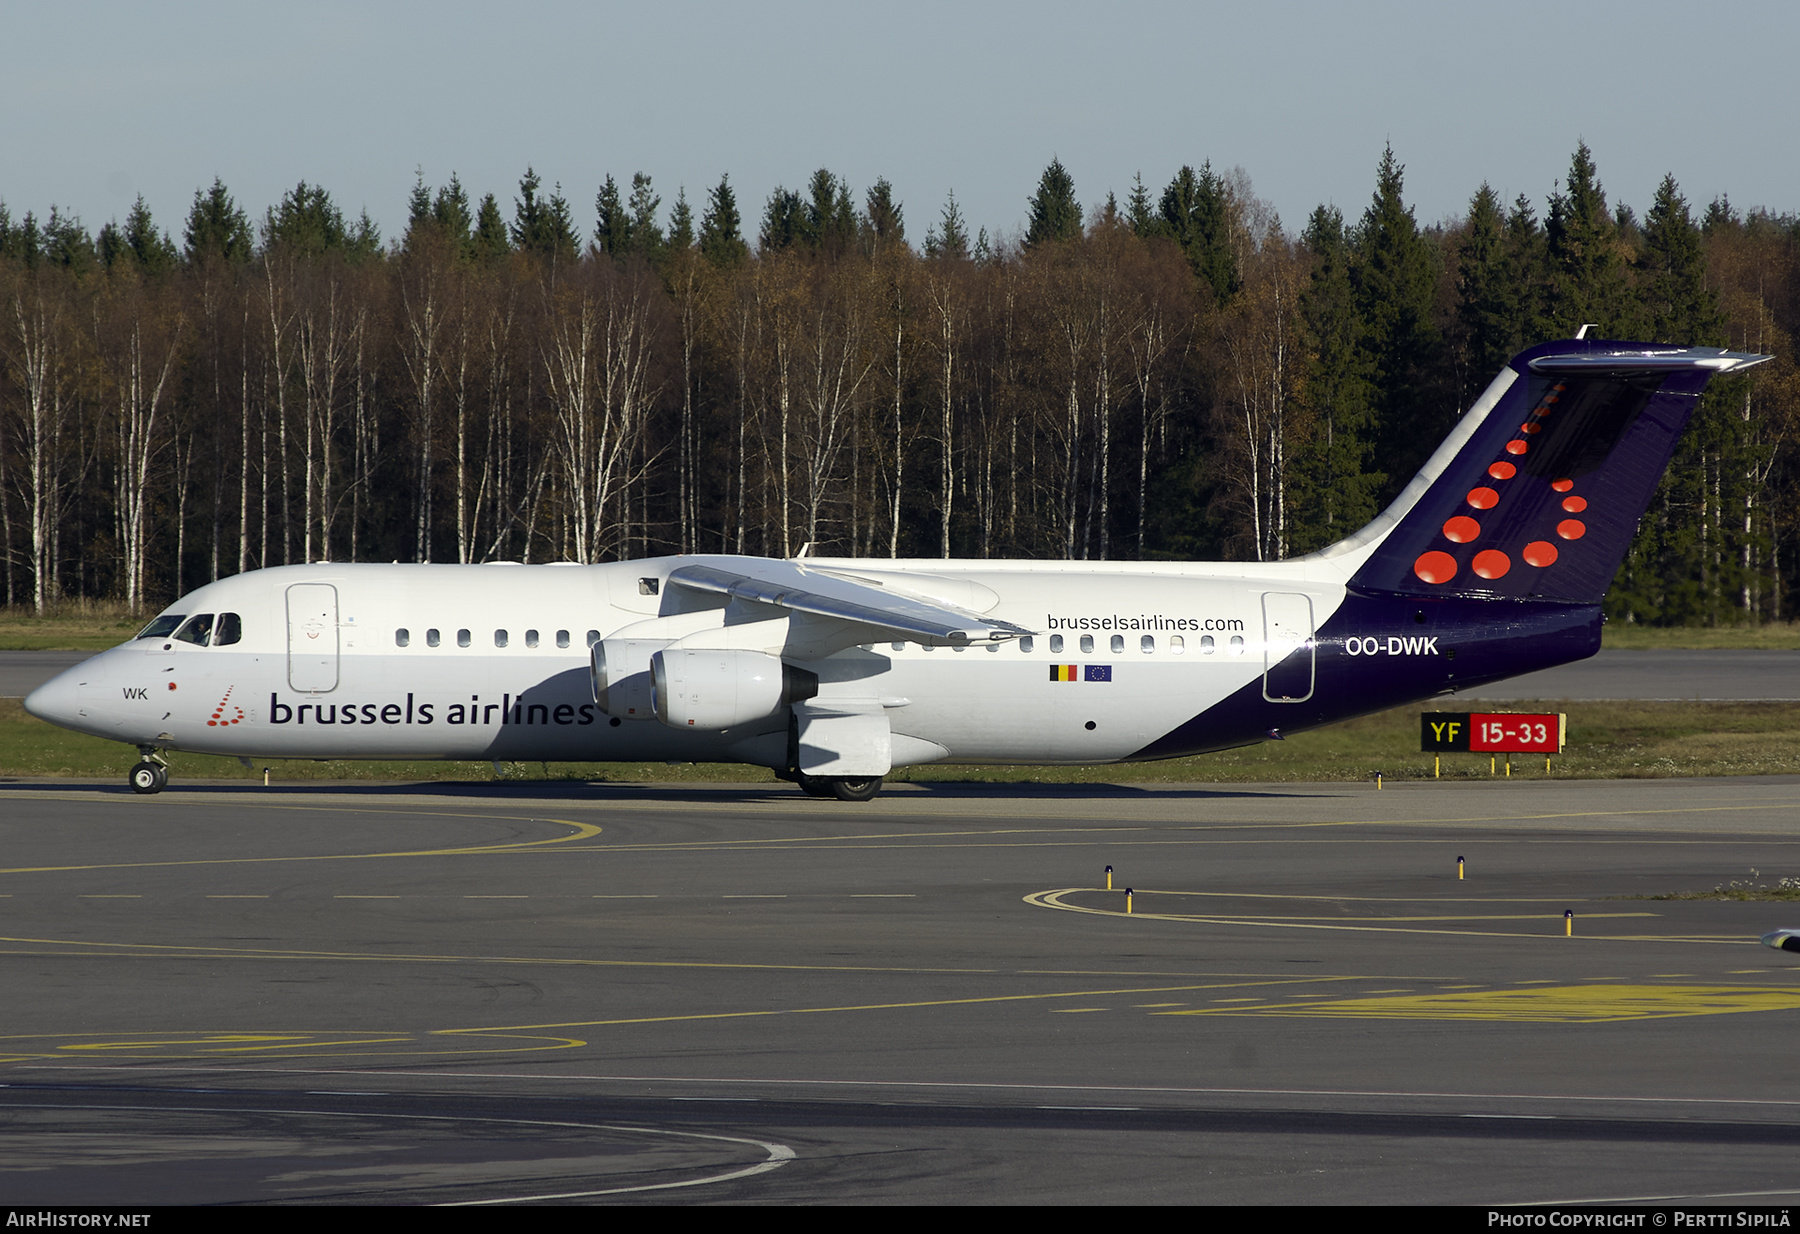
[1049,665,1078,682]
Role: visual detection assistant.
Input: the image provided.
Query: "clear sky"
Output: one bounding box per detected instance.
[5,0,1795,248]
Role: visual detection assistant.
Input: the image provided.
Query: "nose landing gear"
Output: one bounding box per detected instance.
[130,748,168,794]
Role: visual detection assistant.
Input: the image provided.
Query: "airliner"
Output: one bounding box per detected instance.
[24,337,1769,799]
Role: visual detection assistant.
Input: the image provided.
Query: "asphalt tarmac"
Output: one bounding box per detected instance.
[5,776,1800,1204]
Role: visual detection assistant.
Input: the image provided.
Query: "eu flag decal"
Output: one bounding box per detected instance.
[1049,665,1078,682]
[1084,664,1112,682]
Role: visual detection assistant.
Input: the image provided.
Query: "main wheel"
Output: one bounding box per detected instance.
[795,774,834,798]
[129,762,167,794]
[829,776,883,802]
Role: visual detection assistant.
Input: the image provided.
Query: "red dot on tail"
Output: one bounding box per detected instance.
[1562,495,1587,513]
[1443,515,1481,543]
[1523,541,1559,567]
[1557,519,1587,540]
[1505,440,1529,455]
[1466,487,1499,510]
[1521,422,1541,434]
[1488,461,1516,480]
[1472,549,1511,579]
[1551,478,1574,492]
[1414,551,1457,584]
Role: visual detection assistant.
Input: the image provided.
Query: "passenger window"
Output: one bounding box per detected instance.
[395,628,410,648]
[427,628,441,648]
[1110,634,1124,654]
[525,629,539,648]
[457,629,471,648]
[1080,634,1094,654]
[136,614,185,640]
[1050,634,1063,653]
[1019,636,1034,653]
[174,614,214,646]
[1200,635,1215,654]
[494,629,508,648]
[1170,635,1184,654]
[1230,634,1246,654]
[585,630,600,648]
[1141,635,1154,653]
[214,613,242,646]
[556,630,570,649]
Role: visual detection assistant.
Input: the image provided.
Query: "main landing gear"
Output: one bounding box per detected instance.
[130,747,168,795]
[793,773,884,802]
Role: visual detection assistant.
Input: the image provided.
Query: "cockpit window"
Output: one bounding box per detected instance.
[137,615,185,640]
[173,614,215,645]
[214,613,242,646]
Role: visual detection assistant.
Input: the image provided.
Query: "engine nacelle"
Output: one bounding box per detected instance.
[590,638,669,719]
[650,649,818,730]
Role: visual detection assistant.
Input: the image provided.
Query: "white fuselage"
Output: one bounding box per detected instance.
[30,555,1361,769]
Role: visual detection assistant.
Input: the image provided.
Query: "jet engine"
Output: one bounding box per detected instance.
[590,638,668,719]
[650,649,818,730]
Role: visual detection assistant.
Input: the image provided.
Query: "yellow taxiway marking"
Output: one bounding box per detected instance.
[1164,985,1800,1023]
[1023,888,1745,943]
[0,814,603,876]
[0,977,1355,1064]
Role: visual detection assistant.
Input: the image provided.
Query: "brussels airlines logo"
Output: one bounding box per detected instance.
[207,686,245,727]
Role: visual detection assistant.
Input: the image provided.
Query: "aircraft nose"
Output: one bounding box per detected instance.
[23,666,82,726]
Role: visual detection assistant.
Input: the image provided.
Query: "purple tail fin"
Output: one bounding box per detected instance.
[1344,339,1770,604]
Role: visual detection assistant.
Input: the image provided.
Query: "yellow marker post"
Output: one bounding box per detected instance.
[263,768,270,787]
[1505,755,1512,778]
[1434,755,1440,779]
[1106,865,1113,891]
[1376,772,1383,790]
[1490,754,1496,776]
[1126,888,1133,915]
[1457,856,1464,881]
[1565,909,1574,937]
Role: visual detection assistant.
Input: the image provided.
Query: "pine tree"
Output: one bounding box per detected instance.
[924,191,969,260]
[1159,162,1238,305]
[864,178,904,246]
[760,186,805,251]
[1638,174,1719,345]
[1125,173,1160,239]
[699,174,748,267]
[472,193,509,261]
[183,178,252,265]
[626,172,664,262]
[432,174,474,256]
[666,187,695,255]
[1289,204,1380,552]
[594,174,628,256]
[1456,183,1513,388]
[1545,142,1635,334]
[1351,145,1441,496]
[511,169,578,265]
[1025,158,1081,247]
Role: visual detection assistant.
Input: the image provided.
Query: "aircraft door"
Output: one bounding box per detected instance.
[287,583,339,693]
[1261,592,1314,703]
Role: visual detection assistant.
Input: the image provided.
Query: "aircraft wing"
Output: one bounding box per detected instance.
[667,560,1033,646]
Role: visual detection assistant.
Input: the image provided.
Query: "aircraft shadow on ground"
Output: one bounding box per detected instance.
[0,777,1320,804]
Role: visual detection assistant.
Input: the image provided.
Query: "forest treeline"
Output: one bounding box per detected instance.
[1,143,1797,624]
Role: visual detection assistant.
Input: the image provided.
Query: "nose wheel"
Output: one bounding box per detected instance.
[130,752,168,794]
